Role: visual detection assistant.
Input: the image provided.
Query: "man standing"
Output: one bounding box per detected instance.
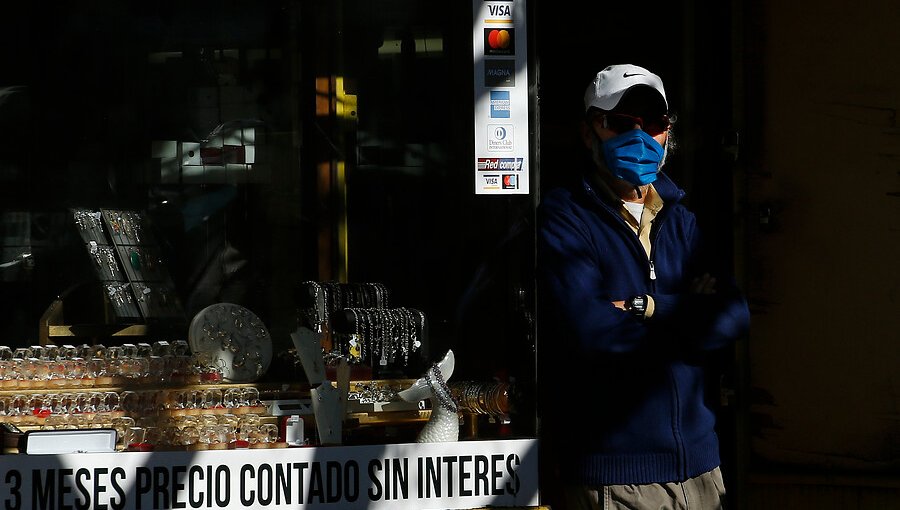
[536,64,751,509]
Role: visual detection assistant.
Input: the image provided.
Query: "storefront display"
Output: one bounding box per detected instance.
[0,309,535,508]
[0,1,540,508]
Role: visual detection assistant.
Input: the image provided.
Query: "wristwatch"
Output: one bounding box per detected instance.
[627,295,647,319]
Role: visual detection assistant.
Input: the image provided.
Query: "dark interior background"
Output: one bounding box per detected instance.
[0,0,742,432]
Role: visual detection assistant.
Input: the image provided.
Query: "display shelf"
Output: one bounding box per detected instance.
[38,294,186,345]
[347,409,430,426]
[39,295,137,344]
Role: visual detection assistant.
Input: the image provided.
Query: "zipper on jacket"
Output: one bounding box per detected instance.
[586,179,662,293]
[648,210,667,293]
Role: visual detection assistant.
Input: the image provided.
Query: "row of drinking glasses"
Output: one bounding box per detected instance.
[147,413,281,448]
[0,341,190,361]
[36,412,281,449]
[1,391,122,417]
[39,413,137,448]
[0,387,262,419]
[128,386,263,415]
[0,341,224,387]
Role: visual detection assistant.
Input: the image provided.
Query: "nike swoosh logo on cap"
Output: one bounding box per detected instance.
[623,72,644,78]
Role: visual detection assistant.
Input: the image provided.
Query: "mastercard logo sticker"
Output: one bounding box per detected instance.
[488,29,511,49]
[483,28,515,55]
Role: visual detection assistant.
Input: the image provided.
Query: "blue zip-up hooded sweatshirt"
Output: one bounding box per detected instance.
[536,170,750,486]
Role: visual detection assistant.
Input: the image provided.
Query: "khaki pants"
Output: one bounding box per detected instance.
[562,467,726,510]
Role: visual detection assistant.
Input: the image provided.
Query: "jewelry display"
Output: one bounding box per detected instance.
[0,335,282,451]
[334,306,425,368]
[132,282,183,319]
[346,381,403,404]
[289,325,326,386]
[0,337,285,449]
[88,242,123,281]
[450,380,511,419]
[118,245,165,282]
[399,350,459,443]
[188,303,273,383]
[0,390,276,450]
[101,209,154,246]
[0,342,215,389]
[424,362,457,412]
[24,208,520,454]
[71,209,107,244]
[310,381,342,445]
[71,208,184,322]
[295,281,426,380]
[105,282,141,320]
[298,281,326,333]
[297,281,392,334]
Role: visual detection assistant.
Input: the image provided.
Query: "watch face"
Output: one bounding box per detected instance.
[630,296,646,315]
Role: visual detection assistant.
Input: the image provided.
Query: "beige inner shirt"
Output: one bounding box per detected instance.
[589,176,664,317]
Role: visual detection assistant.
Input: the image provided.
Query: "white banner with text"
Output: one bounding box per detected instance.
[0,438,539,509]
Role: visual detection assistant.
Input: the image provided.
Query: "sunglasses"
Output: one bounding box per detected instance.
[597,112,671,136]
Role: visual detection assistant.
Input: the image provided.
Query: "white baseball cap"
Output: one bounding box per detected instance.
[583,64,667,112]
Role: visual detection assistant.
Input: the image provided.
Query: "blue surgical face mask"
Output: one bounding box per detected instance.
[598,129,666,186]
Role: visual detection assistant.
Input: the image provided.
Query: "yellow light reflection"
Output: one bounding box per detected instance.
[315,76,357,121]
